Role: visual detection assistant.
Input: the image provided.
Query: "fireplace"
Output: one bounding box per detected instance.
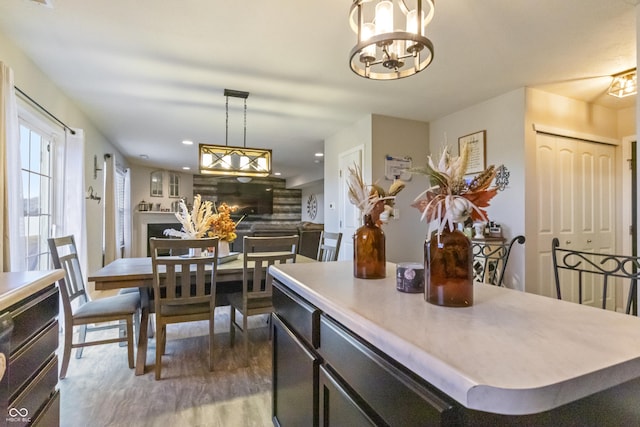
[147,223,182,256]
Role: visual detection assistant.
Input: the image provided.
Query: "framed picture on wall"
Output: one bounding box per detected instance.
[458,130,486,175]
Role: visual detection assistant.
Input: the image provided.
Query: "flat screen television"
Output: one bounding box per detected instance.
[216,181,274,216]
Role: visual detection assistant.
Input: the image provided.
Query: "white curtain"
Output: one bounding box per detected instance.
[55,128,87,273]
[123,168,132,258]
[0,62,26,272]
[103,154,117,264]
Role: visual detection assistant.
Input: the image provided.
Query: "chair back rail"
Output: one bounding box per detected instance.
[243,235,299,301]
[317,231,343,262]
[471,235,525,286]
[551,237,640,314]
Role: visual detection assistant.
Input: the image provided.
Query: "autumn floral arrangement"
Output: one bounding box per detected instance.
[347,163,405,225]
[164,195,213,239]
[207,202,244,242]
[410,142,501,239]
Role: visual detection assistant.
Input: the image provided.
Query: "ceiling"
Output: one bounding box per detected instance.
[0,0,637,183]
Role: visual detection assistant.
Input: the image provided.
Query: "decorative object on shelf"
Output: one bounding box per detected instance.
[199,89,272,177]
[348,0,435,80]
[608,68,637,98]
[347,163,405,279]
[306,194,318,220]
[458,130,486,175]
[411,142,503,307]
[138,200,151,211]
[163,195,213,239]
[207,202,245,257]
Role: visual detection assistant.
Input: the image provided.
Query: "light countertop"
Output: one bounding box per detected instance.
[0,270,64,311]
[269,260,640,415]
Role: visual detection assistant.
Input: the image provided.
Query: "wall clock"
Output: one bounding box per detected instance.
[306,194,318,220]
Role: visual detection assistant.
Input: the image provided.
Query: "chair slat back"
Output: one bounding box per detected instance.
[317,231,343,262]
[552,238,640,314]
[243,236,298,302]
[150,238,219,310]
[48,235,88,310]
[471,235,525,287]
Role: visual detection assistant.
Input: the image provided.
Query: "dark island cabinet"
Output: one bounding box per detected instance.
[272,280,459,427]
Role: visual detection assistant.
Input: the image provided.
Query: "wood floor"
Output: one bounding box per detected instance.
[58,307,273,427]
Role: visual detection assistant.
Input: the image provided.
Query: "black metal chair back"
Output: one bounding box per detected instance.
[471,235,525,286]
[551,238,640,314]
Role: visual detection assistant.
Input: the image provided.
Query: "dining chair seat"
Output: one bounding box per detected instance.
[73,293,140,319]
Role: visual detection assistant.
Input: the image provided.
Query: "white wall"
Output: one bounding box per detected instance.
[429,89,527,289]
[0,31,124,280]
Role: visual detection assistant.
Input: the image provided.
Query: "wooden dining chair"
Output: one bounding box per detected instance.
[149,237,219,380]
[316,231,343,262]
[48,235,141,379]
[228,235,298,365]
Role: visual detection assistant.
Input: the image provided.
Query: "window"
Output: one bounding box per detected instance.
[169,172,180,198]
[150,170,163,197]
[19,121,53,270]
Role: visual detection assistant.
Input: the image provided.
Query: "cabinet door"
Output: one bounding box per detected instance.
[272,314,320,427]
[319,365,377,427]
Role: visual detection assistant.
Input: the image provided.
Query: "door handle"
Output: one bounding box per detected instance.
[565,240,571,245]
[586,239,592,243]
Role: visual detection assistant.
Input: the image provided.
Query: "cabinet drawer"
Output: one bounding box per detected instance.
[9,285,58,354]
[272,313,321,427]
[9,355,58,427]
[9,320,58,397]
[273,282,320,348]
[320,315,458,426]
[319,365,378,427]
[32,389,60,427]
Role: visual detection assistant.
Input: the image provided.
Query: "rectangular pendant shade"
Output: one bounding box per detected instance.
[199,144,272,177]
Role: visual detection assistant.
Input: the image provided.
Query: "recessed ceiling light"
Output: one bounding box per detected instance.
[182,140,194,145]
[182,166,191,170]
[314,152,324,157]
[274,172,282,176]
[139,154,149,160]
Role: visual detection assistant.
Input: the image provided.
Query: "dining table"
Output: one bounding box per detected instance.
[88,253,315,375]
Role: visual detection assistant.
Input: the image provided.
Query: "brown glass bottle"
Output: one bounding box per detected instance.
[425,227,473,307]
[353,214,386,279]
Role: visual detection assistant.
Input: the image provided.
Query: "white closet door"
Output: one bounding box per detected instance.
[534,133,617,309]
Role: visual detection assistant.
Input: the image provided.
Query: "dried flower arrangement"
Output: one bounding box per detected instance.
[410,142,501,236]
[207,202,244,242]
[163,195,213,239]
[346,163,405,225]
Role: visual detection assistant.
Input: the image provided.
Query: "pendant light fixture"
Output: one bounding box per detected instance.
[349,0,435,80]
[607,69,637,98]
[199,89,272,177]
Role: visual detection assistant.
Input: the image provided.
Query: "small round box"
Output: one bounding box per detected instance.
[396,262,425,293]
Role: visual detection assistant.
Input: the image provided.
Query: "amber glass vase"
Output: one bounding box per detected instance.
[353,214,386,279]
[425,227,473,307]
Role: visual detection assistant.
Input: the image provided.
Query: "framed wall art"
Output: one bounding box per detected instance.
[458,130,486,175]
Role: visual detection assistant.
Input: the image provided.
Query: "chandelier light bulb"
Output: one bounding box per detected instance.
[375,1,393,36]
[360,23,376,63]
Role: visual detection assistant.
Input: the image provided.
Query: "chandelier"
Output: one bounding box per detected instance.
[349,0,435,80]
[607,69,637,98]
[199,89,272,177]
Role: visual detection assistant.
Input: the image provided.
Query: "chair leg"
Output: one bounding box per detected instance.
[75,324,87,359]
[59,323,74,380]
[126,318,134,369]
[133,309,141,344]
[229,306,236,347]
[160,325,167,355]
[155,322,165,380]
[268,313,273,341]
[242,313,249,366]
[208,309,215,371]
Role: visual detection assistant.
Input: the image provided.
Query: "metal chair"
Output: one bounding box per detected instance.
[149,237,219,380]
[471,235,525,286]
[316,231,343,262]
[228,235,298,365]
[48,235,140,379]
[551,238,640,314]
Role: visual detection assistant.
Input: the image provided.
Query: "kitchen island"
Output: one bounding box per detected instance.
[269,261,640,425]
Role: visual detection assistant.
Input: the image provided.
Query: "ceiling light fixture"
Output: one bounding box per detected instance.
[199,89,272,177]
[349,0,435,80]
[608,68,637,98]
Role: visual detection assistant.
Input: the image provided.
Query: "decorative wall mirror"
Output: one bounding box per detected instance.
[169,172,180,198]
[150,170,163,197]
